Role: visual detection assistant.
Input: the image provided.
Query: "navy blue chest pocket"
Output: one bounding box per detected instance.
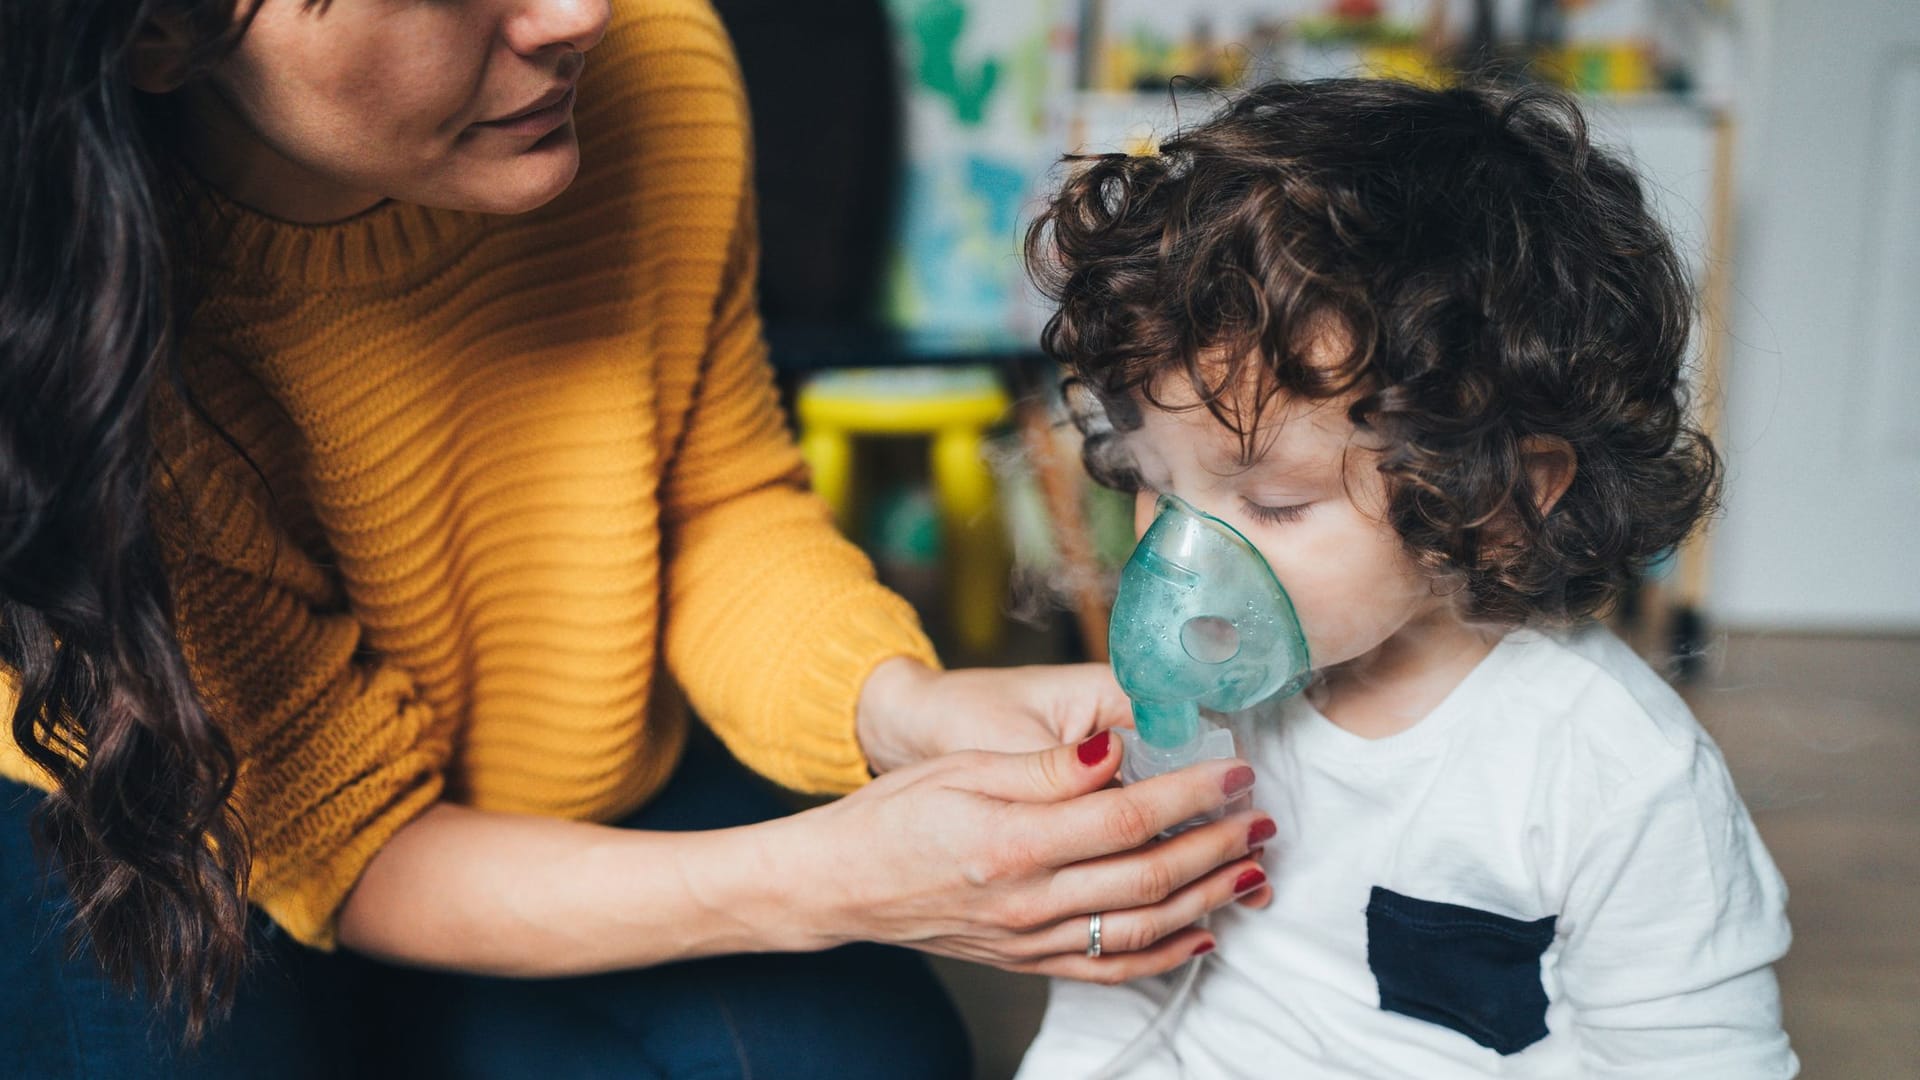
[1365,886,1558,1056]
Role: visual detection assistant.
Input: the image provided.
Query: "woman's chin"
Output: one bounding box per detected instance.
[451,137,582,215]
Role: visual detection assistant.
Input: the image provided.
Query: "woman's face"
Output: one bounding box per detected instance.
[169,0,611,222]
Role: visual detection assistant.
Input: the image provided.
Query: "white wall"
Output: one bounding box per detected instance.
[1710,0,1920,631]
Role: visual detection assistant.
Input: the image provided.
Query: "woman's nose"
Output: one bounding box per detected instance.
[504,0,611,59]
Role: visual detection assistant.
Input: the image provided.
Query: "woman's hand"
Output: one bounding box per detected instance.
[856,658,1133,773]
[771,731,1274,984]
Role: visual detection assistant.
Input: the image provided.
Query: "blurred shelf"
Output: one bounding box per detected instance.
[767,323,1045,373]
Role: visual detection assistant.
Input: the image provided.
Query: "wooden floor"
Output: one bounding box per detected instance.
[931,631,1920,1078]
[1692,633,1920,1077]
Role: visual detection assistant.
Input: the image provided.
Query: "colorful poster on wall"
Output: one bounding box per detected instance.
[883,0,1074,343]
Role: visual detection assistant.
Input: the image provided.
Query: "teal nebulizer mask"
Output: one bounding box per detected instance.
[1109,494,1311,787]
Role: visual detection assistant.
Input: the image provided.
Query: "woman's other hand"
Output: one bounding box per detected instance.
[856,658,1132,773]
[771,733,1273,984]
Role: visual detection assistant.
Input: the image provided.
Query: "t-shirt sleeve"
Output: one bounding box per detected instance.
[1557,737,1797,1078]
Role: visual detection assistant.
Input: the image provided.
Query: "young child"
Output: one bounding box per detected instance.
[1016,79,1795,1078]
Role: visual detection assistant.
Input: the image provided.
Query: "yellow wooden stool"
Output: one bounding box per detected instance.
[797,367,1011,653]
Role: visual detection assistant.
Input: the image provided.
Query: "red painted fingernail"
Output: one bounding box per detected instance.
[1233,868,1267,894]
[1222,765,1256,797]
[1191,941,1215,957]
[1077,731,1112,766]
[1248,818,1277,846]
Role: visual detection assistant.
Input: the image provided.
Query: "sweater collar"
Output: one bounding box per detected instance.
[192,179,491,291]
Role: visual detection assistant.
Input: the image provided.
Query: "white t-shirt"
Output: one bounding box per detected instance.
[1018,625,1796,1079]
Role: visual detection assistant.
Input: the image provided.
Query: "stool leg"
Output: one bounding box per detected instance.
[932,425,1005,654]
[800,426,855,532]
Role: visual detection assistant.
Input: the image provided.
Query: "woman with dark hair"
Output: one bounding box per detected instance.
[0,1,1275,1074]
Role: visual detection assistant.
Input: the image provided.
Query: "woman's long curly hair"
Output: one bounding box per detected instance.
[1,0,320,1041]
[1026,78,1720,625]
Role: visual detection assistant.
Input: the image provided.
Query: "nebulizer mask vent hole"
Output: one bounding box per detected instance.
[1180,616,1239,664]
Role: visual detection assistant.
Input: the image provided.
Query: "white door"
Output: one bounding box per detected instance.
[1711,0,1920,631]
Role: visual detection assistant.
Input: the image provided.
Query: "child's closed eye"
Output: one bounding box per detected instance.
[1241,498,1313,526]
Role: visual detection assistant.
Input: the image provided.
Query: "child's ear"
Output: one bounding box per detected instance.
[1519,435,1577,518]
[128,14,196,95]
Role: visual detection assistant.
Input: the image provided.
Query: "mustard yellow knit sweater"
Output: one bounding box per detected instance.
[0,0,935,949]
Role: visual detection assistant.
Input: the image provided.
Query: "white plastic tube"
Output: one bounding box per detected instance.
[1083,920,1209,1080]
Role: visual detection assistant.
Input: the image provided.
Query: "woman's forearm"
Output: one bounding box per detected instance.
[335,801,833,975]
[334,733,1267,988]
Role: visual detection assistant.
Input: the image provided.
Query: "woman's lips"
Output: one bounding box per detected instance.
[476,84,577,137]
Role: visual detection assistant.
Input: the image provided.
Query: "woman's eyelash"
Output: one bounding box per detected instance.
[1242,499,1312,525]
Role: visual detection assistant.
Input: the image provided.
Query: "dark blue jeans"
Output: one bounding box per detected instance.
[0,729,972,1079]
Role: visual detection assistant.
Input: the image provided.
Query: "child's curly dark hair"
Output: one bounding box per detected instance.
[1024,77,1720,625]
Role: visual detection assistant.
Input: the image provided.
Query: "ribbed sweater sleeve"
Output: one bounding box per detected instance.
[657,55,937,795]
[152,409,452,950]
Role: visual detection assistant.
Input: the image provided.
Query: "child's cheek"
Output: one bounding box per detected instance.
[1262,518,1415,670]
[1251,533,1343,665]
[1296,601,1381,670]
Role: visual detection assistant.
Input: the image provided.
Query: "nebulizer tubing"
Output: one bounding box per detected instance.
[1086,494,1311,1078]
[1085,944,1207,1080]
